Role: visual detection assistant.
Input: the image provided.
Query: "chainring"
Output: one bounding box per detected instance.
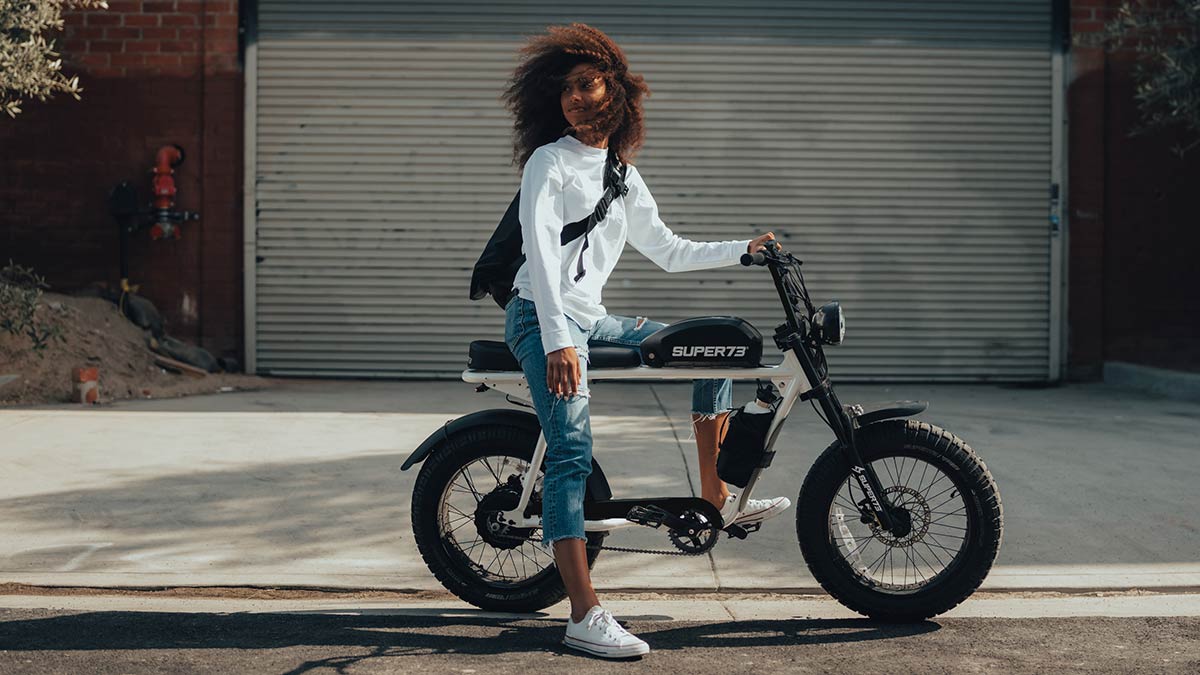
[667,508,721,554]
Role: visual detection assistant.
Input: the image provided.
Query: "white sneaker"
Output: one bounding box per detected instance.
[719,493,792,527]
[563,606,650,659]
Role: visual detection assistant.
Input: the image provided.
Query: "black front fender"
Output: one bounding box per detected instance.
[849,400,928,427]
[401,408,612,502]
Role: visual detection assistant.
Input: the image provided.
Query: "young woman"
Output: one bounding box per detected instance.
[502,23,790,658]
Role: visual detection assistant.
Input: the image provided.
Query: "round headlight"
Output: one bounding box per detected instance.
[813,301,845,345]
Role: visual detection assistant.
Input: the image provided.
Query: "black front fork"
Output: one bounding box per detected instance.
[788,340,899,533]
[768,263,900,533]
[817,379,899,533]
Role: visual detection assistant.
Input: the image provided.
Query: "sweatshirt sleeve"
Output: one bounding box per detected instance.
[624,166,751,273]
[519,148,575,355]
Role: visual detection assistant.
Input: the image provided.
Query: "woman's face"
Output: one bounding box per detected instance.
[560,62,607,128]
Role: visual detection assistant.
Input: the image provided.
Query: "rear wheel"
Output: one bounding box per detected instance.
[797,419,1002,621]
[410,424,605,612]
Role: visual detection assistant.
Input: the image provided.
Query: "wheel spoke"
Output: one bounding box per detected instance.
[480,457,503,484]
[447,517,474,535]
[911,544,938,579]
[514,543,543,570]
[867,546,890,576]
[922,539,962,555]
[457,536,486,568]
[922,540,948,567]
[460,466,484,502]
[902,456,919,490]
[448,485,480,499]
[918,470,948,496]
[434,450,557,588]
[879,457,898,488]
[828,451,979,593]
[926,522,968,532]
[921,481,959,506]
[834,495,860,513]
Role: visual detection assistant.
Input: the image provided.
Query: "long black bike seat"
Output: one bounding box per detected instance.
[467,340,642,372]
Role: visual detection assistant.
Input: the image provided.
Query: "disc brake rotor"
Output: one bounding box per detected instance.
[867,485,932,547]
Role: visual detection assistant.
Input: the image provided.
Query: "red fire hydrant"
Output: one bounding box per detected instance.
[150,144,185,240]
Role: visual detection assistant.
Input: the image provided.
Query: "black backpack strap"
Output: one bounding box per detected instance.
[560,147,629,282]
[469,191,524,308]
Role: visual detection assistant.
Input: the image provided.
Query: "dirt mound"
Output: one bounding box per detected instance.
[0,292,268,406]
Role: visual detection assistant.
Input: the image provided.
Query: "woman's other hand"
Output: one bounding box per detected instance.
[547,347,582,398]
[748,232,775,254]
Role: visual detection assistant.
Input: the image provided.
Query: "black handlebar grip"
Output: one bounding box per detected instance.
[741,251,767,266]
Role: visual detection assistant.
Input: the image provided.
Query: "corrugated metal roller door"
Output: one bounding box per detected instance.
[253,1,1052,380]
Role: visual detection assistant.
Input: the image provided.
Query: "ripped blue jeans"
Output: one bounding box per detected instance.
[504,295,732,548]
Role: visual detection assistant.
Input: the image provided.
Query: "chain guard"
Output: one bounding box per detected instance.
[493,497,728,557]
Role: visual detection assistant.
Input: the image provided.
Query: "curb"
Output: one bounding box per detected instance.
[1103,361,1200,403]
[3,592,1200,620]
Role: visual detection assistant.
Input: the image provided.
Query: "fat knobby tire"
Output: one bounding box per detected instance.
[410,424,604,613]
[796,419,1003,621]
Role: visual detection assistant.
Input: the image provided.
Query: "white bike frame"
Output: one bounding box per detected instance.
[461,348,812,533]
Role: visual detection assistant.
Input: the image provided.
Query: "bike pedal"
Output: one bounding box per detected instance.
[723,522,762,540]
[724,524,748,539]
[625,505,665,529]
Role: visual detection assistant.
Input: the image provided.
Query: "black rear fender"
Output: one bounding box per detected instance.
[402,408,612,502]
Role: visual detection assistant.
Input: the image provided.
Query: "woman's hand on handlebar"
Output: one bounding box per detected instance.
[547,347,582,398]
[747,232,776,254]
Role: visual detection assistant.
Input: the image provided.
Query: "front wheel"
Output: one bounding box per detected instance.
[797,419,1003,621]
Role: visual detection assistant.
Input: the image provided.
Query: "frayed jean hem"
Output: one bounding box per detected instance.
[690,409,733,421]
[688,408,733,440]
[540,533,587,552]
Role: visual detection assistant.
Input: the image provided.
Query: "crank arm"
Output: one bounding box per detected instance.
[625,505,693,531]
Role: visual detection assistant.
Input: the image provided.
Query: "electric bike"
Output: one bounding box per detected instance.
[404,241,1003,621]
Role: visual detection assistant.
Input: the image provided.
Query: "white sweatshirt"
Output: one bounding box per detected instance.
[513,134,751,355]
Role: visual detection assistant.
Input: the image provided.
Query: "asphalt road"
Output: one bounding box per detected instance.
[0,609,1196,674]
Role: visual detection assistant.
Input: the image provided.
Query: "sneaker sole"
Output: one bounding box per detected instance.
[563,636,650,659]
[732,499,792,526]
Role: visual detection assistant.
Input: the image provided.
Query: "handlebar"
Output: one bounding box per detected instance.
[740,251,767,266]
[741,237,782,266]
[741,236,813,333]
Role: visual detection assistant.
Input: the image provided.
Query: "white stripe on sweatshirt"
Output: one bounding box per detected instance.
[513,134,750,355]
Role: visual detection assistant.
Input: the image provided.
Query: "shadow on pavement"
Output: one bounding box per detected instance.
[0,610,939,660]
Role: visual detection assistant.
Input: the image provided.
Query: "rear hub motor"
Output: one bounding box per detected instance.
[474,486,536,550]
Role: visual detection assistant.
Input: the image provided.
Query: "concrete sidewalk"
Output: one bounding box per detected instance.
[1,379,1198,593]
[4,591,1200,619]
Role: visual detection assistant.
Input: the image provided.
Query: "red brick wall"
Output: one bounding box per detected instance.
[0,0,244,364]
[1068,0,1200,377]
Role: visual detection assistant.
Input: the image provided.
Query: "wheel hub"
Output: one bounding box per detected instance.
[474,486,535,550]
[868,485,930,547]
